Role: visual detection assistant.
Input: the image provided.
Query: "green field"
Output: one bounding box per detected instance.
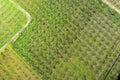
[0,0,27,48]
[0,46,41,80]
[107,0,120,9]
[0,0,119,80]
[10,0,120,80]
[106,55,120,80]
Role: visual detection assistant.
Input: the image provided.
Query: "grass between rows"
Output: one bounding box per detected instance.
[11,0,120,79]
[0,45,41,80]
[0,0,27,48]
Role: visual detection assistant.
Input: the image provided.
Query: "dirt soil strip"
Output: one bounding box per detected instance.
[0,0,31,53]
[102,0,120,80]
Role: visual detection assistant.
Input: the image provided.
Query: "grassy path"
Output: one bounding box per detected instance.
[102,0,120,79]
[0,45,41,80]
[102,0,120,14]
[0,0,31,53]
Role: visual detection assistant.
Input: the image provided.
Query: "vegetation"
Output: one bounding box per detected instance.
[101,41,120,80]
[108,0,120,9]
[106,55,120,80]
[0,46,41,80]
[10,0,120,80]
[0,0,119,79]
[0,0,27,48]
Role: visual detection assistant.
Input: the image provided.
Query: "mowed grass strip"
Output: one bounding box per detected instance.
[106,57,120,80]
[104,42,120,80]
[0,0,27,48]
[0,46,41,80]
[107,0,120,9]
[12,0,120,79]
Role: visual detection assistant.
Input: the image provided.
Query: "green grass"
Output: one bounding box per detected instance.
[106,57,120,80]
[106,58,120,80]
[107,0,120,9]
[0,46,41,80]
[11,0,120,79]
[0,0,27,48]
[106,41,120,80]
